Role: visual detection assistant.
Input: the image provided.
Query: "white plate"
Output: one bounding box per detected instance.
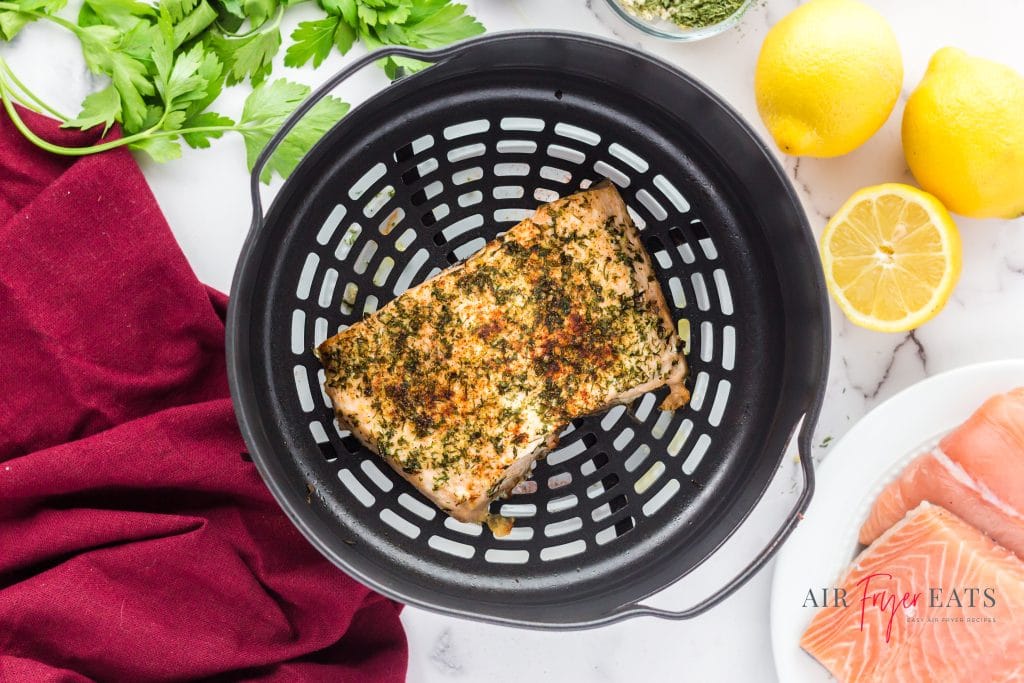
[770,358,1024,683]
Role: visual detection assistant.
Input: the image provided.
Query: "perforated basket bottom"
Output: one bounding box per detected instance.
[287,111,742,564]
[230,33,824,626]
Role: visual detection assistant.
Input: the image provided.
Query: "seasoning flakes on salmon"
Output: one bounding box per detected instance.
[316,182,689,527]
[802,503,1024,682]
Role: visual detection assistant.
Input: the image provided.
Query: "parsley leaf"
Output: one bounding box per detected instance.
[210,25,281,85]
[131,135,182,162]
[0,0,478,181]
[118,20,159,62]
[170,0,216,47]
[322,0,357,25]
[333,17,355,53]
[237,78,349,182]
[395,2,483,47]
[241,0,276,28]
[218,0,244,19]
[161,0,196,23]
[0,12,30,40]
[78,24,154,131]
[284,16,338,68]
[62,83,121,133]
[0,0,66,40]
[157,42,209,111]
[181,110,234,148]
[357,0,411,27]
[78,0,153,30]
[183,46,225,116]
[306,0,483,78]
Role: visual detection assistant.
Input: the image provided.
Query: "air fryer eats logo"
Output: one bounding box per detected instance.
[804,573,998,643]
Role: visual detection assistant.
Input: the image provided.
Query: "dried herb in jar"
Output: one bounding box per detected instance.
[620,0,747,28]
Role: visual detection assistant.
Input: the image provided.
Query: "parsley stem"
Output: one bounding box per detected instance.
[39,12,80,34]
[0,59,68,121]
[146,122,271,136]
[0,78,161,155]
[0,69,272,157]
[0,86,113,156]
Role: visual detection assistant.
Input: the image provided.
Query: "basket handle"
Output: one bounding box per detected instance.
[604,404,819,624]
[248,42,476,234]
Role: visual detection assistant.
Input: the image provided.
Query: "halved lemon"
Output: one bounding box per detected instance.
[820,183,962,333]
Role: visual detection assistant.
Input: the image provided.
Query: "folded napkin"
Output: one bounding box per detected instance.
[0,108,407,682]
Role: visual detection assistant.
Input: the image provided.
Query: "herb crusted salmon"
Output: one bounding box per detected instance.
[315,182,689,528]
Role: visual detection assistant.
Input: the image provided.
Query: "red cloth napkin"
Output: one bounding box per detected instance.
[0,108,408,682]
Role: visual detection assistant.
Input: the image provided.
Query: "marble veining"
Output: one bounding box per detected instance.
[3,0,1021,680]
[428,629,462,677]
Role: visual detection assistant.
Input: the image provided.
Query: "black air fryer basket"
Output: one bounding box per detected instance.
[227,32,830,628]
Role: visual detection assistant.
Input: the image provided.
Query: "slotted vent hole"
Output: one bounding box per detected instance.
[296,253,319,299]
[608,142,648,172]
[596,516,636,545]
[554,122,600,146]
[428,535,474,559]
[539,166,572,184]
[316,205,346,245]
[364,185,395,218]
[594,160,629,187]
[453,167,483,185]
[495,502,534,519]
[534,187,559,202]
[353,241,377,275]
[349,163,385,200]
[486,549,530,564]
[444,119,490,139]
[448,143,486,163]
[380,508,420,538]
[548,439,587,466]
[399,493,437,520]
[497,139,538,154]
[500,116,544,132]
[360,460,393,492]
[379,208,404,235]
[495,162,530,177]
[394,228,417,251]
[547,144,586,164]
[290,310,305,354]
[493,185,525,199]
[495,208,534,223]
[548,472,573,489]
[445,517,484,537]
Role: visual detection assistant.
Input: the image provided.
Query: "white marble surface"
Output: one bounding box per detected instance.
[4,1,1022,680]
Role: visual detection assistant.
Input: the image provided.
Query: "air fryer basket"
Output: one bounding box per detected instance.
[227,32,830,628]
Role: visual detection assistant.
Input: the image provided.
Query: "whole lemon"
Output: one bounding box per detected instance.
[755,0,902,158]
[903,48,1024,219]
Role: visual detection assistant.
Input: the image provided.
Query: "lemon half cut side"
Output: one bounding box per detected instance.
[820,184,962,333]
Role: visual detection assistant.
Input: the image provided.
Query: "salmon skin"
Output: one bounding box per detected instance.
[802,503,1024,682]
[859,388,1024,559]
[316,182,689,527]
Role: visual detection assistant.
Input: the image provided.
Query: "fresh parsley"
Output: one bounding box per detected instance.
[0,0,483,181]
[285,0,483,76]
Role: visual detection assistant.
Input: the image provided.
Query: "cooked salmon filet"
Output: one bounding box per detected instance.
[859,388,1024,559]
[802,503,1024,682]
[316,182,689,525]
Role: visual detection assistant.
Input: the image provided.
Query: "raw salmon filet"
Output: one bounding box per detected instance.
[859,388,1024,559]
[802,503,1024,682]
